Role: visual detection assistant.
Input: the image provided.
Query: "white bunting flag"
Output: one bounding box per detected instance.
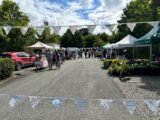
[87,25,96,33]
[75,99,86,111]
[69,26,79,34]
[127,23,136,32]
[9,96,20,108]
[3,26,12,35]
[50,27,54,34]
[51,98,63,110]
[35,34,39,39]
[149,21,159,28]
[106,24,117,32]
[114,27,119,33]
[144,100,160,115]
[20,26,29,35]
[53,26,61,35]
[29,96,41,109]
[99,99,113,112]
[35,27,45,35]
[123,100,136,115]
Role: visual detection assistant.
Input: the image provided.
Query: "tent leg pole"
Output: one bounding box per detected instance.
[133,47,135,60]
[150,44,152,65]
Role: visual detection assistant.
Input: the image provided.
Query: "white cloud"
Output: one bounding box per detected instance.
[0,0,132,34]
[80,0,94,9]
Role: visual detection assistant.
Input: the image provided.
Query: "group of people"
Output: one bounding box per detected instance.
[102,49,116,59]
[65,48,97,60]
[84,49,96,58]
[34,48,99,70]
[35,49,65,70]
[102,49,127,59]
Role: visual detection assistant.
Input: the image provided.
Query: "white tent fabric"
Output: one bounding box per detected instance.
[103,44,112,49]
[27,41,53,49]
[112,35,137,49]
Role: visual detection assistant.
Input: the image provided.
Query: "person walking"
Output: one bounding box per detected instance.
[55,51,61,69]
[88,50,91,58]
[84,50,87,58]
[45,49,53,70]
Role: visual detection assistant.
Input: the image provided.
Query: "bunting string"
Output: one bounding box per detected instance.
[1,21,159,35]
[0,93,158,101]
[1,20,159,28]
[0,93,157,116]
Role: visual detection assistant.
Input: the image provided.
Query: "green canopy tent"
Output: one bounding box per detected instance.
[134,26,160,60]
[135,27,160,45]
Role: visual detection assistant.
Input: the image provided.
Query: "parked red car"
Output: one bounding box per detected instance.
[0,52,36,70]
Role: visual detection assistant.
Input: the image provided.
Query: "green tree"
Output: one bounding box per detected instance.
[50,34,61,44]
[0,0,29,26]
[84,35,96,47]
[0,0,34,52]
[93,37,105,47]
[109,0,154,43]
[74,31,84,48]
[61,29,74,47]
[151,0,160,20]
[38,21,51,43]
[96,33,109,43]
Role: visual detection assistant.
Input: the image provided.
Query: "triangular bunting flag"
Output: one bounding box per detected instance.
[149,21,159,28]
[3,26,12,35]
[127,23,136,32]
[52,26,61,35]
[87,25,96,33]
[51,98,63,110]
[35,34,39,39]
[69,26,78,34]
[75,98,86,112]
[29,96,41,109]
[114,27,119,33]
[123,100,136,115]
[50,27,54,34]
[106,24,117,32]
[9,96,20,108]
[99,99,113,112]
[144,100,160,115]
[35,27,45,35]
[20,26,29,35]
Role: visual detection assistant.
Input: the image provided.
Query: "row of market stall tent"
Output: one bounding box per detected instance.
[103,26,160,49]
[103,35,137,49]
[103,26,160,60]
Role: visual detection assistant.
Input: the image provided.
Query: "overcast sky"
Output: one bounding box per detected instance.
[0,0,132,34]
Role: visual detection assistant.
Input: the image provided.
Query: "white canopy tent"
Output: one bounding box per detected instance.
[27,41,53,49]
[112,34,137,49]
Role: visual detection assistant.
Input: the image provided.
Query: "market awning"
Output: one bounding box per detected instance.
[27,41,53,49]
[134,26,160,45]
[112,34,137,48]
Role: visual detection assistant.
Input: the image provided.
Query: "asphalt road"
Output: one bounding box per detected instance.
[0,59,143,120]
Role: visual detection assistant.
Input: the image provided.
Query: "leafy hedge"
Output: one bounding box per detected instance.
[0,58,15,80]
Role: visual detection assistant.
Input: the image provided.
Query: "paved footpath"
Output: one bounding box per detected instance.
[0,59,145,120]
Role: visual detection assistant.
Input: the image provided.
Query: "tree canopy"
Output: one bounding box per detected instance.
[109,0,160,43]
[0,0,60,52]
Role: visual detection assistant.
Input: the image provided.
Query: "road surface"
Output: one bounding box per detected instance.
[0,59,143,120]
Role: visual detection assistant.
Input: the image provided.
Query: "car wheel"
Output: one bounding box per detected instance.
[16,63,22,71]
